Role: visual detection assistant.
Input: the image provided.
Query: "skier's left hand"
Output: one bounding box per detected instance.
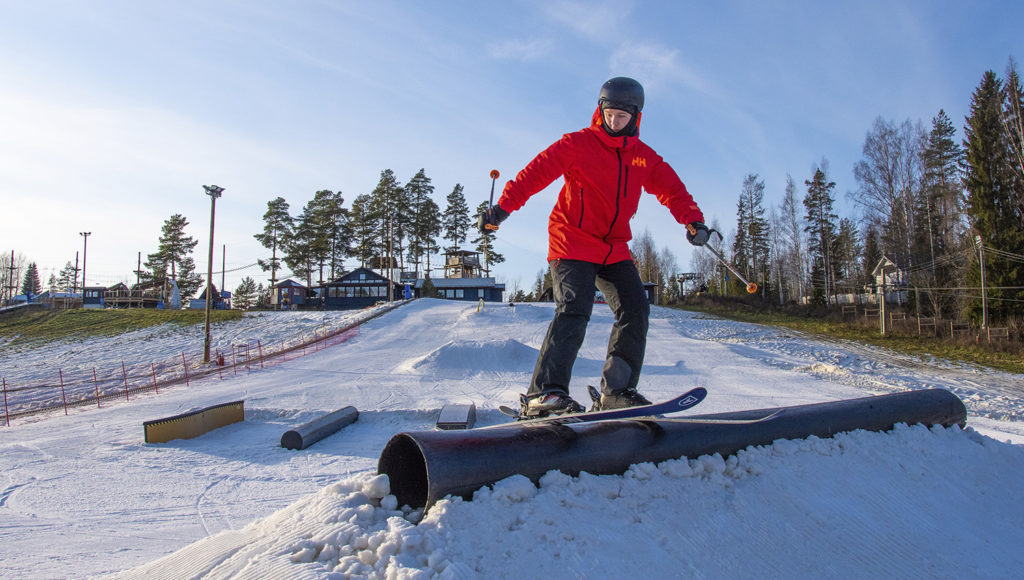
[686,221,709,246]
[478,205,509,234]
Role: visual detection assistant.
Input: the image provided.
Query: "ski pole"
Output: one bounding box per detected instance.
[484,169,501,231]
[697,228,758,294]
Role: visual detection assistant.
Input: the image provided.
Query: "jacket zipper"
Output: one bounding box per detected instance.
[601,146,626,264]
[577,187,585,228]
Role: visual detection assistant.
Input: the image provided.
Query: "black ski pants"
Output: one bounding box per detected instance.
[529,259,650,397]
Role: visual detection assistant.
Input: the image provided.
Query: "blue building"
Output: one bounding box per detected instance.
[320,268,404,310]
[416,277,505,302]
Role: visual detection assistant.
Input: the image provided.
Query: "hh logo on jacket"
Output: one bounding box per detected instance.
[631,156,647,168]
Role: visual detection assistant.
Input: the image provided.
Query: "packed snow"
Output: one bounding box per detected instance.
[2,299,1023,578]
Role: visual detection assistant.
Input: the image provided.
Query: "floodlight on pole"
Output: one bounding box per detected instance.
[203,185,224,364]
[79,232,91,303]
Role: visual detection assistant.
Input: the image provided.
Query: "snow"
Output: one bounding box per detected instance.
[2,298,1024,578]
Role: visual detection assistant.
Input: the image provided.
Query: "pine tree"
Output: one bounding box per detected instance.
[803,166,839,305]
[834,218,861,289]
[918,110,966,318]
[862,225,882,284]
[284,208,318,288]
[20,262,41,297]
[58,261,78,294]
[442,184,470,251]
[1001,58,1024,222]
[368,169,404,272]
[472,201,504,276]
[420,273,437,298]
[348,194,376,268]
[303,189,349,283]
[142,214,204,299]
[254,197,293,287]
[256,283,271,309]
[405,169,440,275]
[964,70,1024,322]
[233,276,258,310]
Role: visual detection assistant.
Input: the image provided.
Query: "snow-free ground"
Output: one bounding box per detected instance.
[2,299,1023,578]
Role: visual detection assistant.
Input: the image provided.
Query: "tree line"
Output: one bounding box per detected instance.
[249,168,504,292]
[9,59,1021,321]
[661,58,1023,327]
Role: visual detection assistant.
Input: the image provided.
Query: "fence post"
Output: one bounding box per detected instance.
[257,340,264,369]
[3,378,9,427]
[93,368,101,409]
[232,346,238,375]
[58,369,68,415]
[151,363,159,394]
[216,349,223,379]
[181,353,190,387]
[122,361,130,402]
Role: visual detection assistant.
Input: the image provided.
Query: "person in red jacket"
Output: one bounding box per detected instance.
[479,76,710,418]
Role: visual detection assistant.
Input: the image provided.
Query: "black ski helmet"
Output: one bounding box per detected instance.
[598,77,644,115]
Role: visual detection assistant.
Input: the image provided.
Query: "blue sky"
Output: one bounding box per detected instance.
[1,0,1020,296]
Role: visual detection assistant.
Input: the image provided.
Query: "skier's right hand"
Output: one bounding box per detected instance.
[478,205,509,234]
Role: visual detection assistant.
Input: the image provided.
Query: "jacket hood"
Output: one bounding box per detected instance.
[590,105,642,142]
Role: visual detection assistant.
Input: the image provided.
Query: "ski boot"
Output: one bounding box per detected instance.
[588,385,652,411]
[517,391,585,419]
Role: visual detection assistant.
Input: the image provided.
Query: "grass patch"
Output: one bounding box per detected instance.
[0,308,243,346]
[675,301,1024,375]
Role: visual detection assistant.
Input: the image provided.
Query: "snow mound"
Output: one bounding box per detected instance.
[395,339,538,377]
[115,424,1024,579]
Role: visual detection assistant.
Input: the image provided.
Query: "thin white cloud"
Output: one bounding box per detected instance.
[609,41,717,98]
[487,38,555,62]
[541,0,634,41]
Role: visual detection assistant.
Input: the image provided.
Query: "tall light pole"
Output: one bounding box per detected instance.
[79,232,91,303]
[203,185,224,364]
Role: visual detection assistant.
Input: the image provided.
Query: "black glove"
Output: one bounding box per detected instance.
[478,205,509,234]
[686,221,710,246]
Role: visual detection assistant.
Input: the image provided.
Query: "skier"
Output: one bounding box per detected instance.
[478,76,710,418]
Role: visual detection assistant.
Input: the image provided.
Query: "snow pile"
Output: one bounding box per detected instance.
[116,423,1024,579]
[395,338,538,377]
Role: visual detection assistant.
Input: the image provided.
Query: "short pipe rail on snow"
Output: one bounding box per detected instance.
[378,389,967,510]
[281,406,359,450]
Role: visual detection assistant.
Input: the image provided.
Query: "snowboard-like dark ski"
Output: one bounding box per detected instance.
[495,387,707,427]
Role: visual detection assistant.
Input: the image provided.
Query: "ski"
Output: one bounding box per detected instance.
[659,409,783,425]
[494,387,707,427]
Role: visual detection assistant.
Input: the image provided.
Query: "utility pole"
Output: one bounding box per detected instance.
[221,244,227,309]
[136,252,141,309]
[72,251,80,299]
[80,232,91,302]
[975,235,988,329]
[203,185,224,364]
[388,213,395,302]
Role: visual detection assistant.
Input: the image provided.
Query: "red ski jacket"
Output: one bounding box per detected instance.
[497,107,704,265]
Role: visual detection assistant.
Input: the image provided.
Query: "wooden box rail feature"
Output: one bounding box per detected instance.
[144,400,244,444]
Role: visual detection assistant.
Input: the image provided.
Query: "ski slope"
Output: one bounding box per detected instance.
[1,299,1023,578]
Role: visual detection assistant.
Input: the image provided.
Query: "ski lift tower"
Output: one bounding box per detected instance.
[443,249,483,279]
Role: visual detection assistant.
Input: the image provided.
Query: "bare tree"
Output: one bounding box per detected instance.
[777,175,807,302]
[851,117,926,268]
